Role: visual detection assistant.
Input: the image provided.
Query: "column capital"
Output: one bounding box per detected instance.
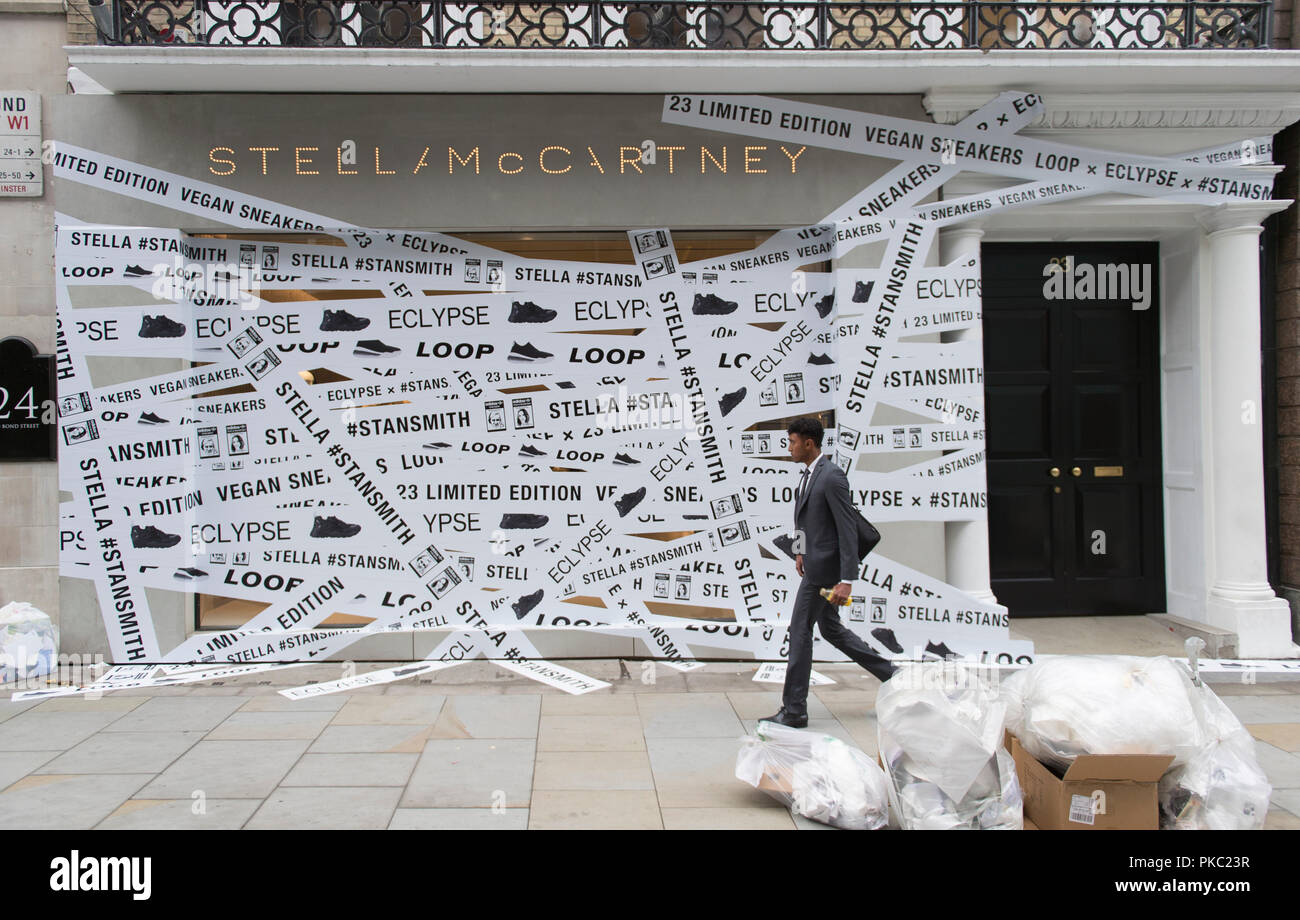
[1195,201,1292,236]
[940,222,986,237]
[939,223,985,263]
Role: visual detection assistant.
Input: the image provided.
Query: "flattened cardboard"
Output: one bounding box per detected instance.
[1064,753,1173,783]
[757,764,794,795]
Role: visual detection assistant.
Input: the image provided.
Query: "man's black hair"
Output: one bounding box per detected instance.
[786,416,823,447]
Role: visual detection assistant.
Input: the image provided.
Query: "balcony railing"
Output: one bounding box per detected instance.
[91,0,1272,49]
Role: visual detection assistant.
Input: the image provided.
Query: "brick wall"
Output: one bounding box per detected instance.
[1277,123,1300,597]
[65,0,98,45]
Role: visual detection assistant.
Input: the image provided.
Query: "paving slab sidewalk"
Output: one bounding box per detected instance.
[0,615,1294,829]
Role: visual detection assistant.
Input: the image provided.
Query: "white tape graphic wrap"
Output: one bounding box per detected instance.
[49,91,1280,685]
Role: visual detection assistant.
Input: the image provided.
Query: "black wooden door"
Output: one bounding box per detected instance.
[982,242,1165,616]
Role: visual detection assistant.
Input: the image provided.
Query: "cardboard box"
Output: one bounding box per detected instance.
[1006,733,1173,830]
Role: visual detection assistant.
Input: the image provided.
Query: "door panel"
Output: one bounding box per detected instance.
[1074,485,1141,578]
[985,309,1050,372]
[987,384,1051,456]
[988,486,1058,578]
[982,242,1165,616]
[1073,384,1134,456]
[1073,309,1140,370]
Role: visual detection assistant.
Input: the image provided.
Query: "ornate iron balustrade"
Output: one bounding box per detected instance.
[93,1,1272,49]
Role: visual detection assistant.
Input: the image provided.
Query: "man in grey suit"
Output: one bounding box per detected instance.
[762,416,896,728]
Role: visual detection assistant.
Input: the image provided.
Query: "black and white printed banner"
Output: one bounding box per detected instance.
[50,90,1282,685]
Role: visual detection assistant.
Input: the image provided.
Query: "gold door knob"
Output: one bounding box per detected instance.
[1049,467,1060,478]
[1072,467,1082,477]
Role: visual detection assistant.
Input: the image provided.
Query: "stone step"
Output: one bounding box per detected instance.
[1145,613,1238,660]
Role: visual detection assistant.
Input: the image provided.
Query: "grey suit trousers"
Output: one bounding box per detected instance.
[782,576,897,717]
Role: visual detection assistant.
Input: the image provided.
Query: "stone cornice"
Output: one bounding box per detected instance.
[1195,201,1293,233]
[925,91,1300,131]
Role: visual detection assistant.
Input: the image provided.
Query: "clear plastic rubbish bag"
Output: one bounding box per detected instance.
[890,747,1024,830]
[736,721,889,830]
[1158,684,1272,830]
[876,661,1023,830]
[0,602,58,684]
[1000,655,1207,772]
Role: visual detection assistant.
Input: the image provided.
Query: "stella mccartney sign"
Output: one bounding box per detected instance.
[206,141,810,179]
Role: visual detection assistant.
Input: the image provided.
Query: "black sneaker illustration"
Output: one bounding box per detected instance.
[815,292,834,318]
[808,353,834,365]
[719,387,746,416]
[212,270,236,282]
[139,315,186,338]
[613,452,640,465]
[772,533,797,560]
[683,514,708,520]
[692,292,738,315]
[310,515,361,538]
[124,264,151,278]
[509,301,557,323]
[390,665,427,678]
[173,567,208,580]
[423,442,452,450]
[513,588,543,620]
[508,342,553,362]
[500,513,548,529]
[872,627,904,654]
[852,280,874,303]
[615,486,646,518]
[131,525,181,549]
[354,339,400,356]
[519,444,546,458]
[320,309,370,332]
[311,277,339,283]
[924,640,959,660]
[139,411,168,425]
[556,381,576,389]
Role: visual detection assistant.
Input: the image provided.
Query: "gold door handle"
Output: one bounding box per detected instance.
[1049,467,1060,478]
[1072,467,1082,477]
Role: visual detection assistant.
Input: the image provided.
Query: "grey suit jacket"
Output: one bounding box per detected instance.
[793,455,861,585]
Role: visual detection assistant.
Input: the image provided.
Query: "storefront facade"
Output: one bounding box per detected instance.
[4,1,1300,665]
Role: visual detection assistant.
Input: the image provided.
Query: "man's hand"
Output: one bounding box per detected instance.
[795,554,804,577]
[829,582,851,605]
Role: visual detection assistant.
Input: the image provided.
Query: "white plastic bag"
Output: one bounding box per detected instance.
[0,602,58,684]
[1001,655,1206,772]
[877,661,1023,830]
[736,721,889,830]
[1158,684,1272,830]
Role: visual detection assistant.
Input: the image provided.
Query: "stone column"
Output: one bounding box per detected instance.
[940,222,998,605]
[1197,204,1296,657]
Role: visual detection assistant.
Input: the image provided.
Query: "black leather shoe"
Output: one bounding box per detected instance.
[759,708,807,729]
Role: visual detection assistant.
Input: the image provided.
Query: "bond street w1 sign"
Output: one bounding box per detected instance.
[0,92,42,197]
